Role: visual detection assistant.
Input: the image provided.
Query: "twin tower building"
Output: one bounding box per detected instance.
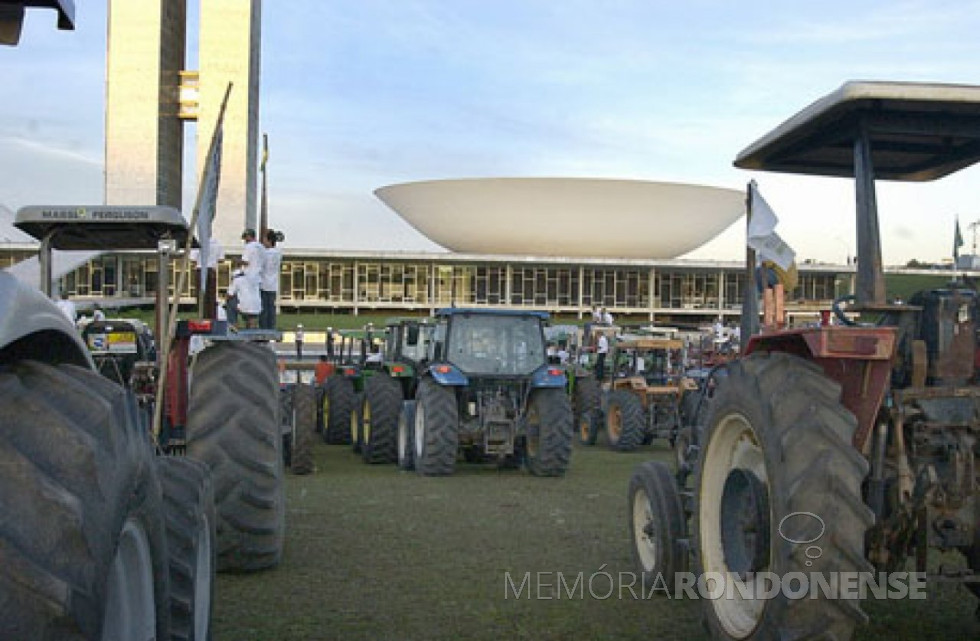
[105,0,261,248]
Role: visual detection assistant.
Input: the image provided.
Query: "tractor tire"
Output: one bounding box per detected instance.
[280,386,294,468]
[577,408,599,446]
[350,392,364,454]
[605,389,645,452]
[0,362,169,640]
[361,375,400,464]
[323,376,354,445]
[158,456,216,641]
[291,384,316,475]
[694,352,874,641]
[524,387,574,477]
[628,460,688,591]
[573,375,600,420]
[414,379,459,476]
[314,385,325,434]
[186,341,285,573]
[397,400,417,470]
[674,426,692,472]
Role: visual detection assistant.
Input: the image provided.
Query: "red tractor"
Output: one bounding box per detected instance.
[630,81,980,640]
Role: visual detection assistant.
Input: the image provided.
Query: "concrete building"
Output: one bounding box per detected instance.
[104,0,261,247]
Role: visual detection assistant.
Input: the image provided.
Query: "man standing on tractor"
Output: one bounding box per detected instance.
[260,228,283,330]
[596,331,609,381]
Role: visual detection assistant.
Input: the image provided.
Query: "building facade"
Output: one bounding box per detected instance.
[2,246,847,323]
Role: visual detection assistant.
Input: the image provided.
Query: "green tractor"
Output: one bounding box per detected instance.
[350,318,435,465]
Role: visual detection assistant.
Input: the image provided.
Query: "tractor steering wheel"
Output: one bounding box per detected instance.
[832,294,858,326]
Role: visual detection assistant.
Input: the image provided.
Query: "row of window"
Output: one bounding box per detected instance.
[40,252,841,312]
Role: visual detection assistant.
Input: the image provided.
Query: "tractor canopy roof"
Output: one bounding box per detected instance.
[435,307,550,321]
[14,205,194,250]
[735,81,980,181]
[615,337,684,351]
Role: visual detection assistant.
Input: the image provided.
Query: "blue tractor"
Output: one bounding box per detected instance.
[407,308,574,476]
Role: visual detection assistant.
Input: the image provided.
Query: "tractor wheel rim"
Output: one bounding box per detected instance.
[414,400,425,459]
[398,414,408,461]
[363,401,372,446]
[632,487,658,572]
[608,406,622,443]
[102,518,156,641]
[699,412,768,639]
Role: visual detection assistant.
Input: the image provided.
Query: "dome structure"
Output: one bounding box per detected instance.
[374,178,744,259]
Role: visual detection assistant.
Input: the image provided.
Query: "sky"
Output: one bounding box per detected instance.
[3,0,980,265]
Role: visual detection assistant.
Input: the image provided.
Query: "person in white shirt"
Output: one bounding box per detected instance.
[241,228,265,284]
[55,291,76,324]
[596,333,609,381]
[227,259,261,328]
[601,308,614,325]
[260,229,283,330]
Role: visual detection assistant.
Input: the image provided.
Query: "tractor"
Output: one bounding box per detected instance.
[6,204,286,640]
[319,327,374,445]
[590,334,696,451]
[407,308,574,476]
[629,81,980,640]
[347,317,435,466]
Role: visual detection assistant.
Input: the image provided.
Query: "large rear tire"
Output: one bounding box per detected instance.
[291,383,316,475]
[361,375,400,464]
[158,456,216,641]
[323,376,354,445]
[524,387,574,476]
[414,379,458,476]
[628,460,688,590]
[694,352,874,641]
[186,341,285,573]
[0,362,169,640]
[606,389,645,451]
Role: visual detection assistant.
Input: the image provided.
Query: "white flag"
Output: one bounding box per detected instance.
[195,125,223,299]
[747,182,795,270]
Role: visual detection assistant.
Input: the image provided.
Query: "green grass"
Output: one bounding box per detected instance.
[211,442,980,641]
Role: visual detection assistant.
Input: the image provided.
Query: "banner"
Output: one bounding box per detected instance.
[748,181,795,271]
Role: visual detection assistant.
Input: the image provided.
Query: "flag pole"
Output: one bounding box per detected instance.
[259,133,269,240]
[152,82,233,443]
[740,181,760,351]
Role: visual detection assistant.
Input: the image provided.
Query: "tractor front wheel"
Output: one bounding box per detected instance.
[694,352,873,641]
[291,383,316,474]
[158,456,216,641]
[397,400,417,470]
[628,460,688,591]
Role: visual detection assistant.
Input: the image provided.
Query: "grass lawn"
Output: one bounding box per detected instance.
[211,441,980,641]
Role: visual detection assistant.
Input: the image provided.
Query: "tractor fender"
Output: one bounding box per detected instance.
[530,364,567,389]
[0,272,92,368]
[425,362,468,386]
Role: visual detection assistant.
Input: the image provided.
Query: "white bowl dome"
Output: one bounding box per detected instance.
[375,178,744,258]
